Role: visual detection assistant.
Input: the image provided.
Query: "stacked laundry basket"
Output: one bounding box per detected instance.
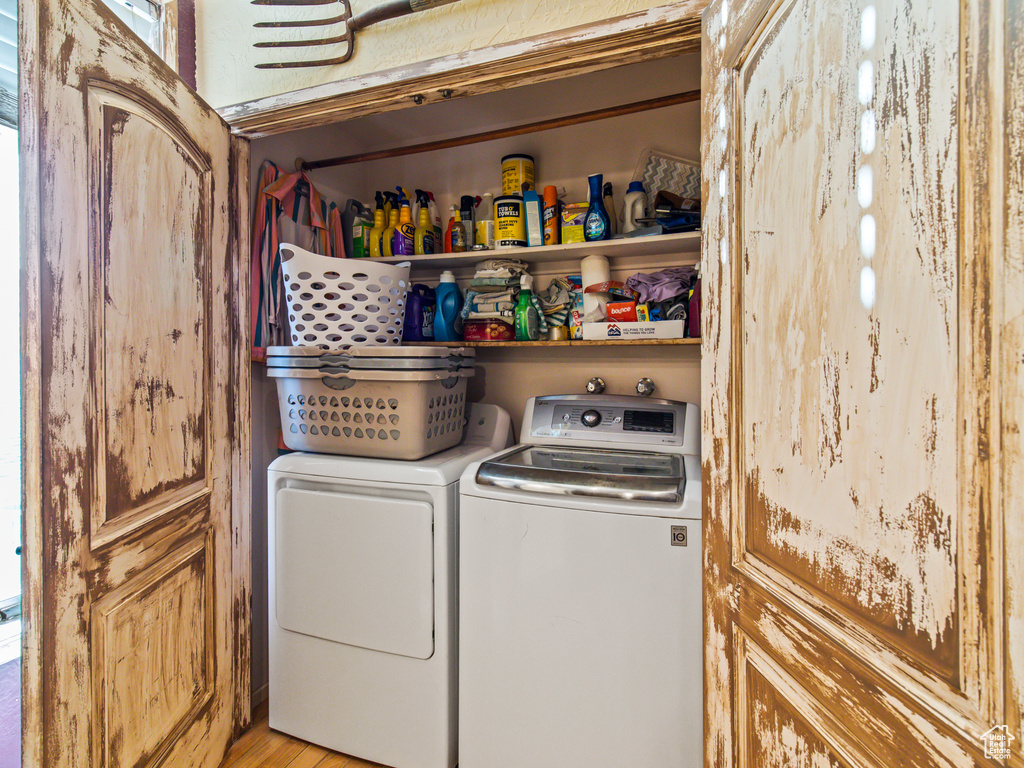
[269,243,475,460]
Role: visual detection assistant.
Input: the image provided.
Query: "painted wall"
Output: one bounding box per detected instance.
[195,0,671,109]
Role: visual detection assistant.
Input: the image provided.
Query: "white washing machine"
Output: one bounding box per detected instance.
[459,394,702,768]
[268,402,513,768]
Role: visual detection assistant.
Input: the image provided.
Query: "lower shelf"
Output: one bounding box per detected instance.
[411,338,702,348]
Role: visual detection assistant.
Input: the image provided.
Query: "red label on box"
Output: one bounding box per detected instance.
[607,301,638,322]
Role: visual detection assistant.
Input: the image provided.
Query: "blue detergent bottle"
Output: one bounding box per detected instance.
[584,173,610,241]
[433,270,464,342]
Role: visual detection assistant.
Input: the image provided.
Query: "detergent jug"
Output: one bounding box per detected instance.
[402,284,437,342]
[433,271,464,342]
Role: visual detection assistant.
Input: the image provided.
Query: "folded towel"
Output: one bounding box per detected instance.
[475,258,527,274]
[470,277,520,290]
[475,300,514,313]
[467,310,515,320]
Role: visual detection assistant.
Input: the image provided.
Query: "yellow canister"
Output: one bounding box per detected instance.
[501,154,535,196]
[494,195,527,248]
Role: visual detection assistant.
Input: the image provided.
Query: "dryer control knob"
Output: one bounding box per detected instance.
[581,409,602,428]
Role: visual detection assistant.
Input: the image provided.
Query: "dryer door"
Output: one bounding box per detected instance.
[275,487,434,659]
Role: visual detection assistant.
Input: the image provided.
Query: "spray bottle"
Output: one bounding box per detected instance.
[393,200,416,256]
[368,192,387,258]
[414,197,435,255]
[426,191,443,249]
[382,190,397,224]
[514,274,540,341]
[382,204,399,258]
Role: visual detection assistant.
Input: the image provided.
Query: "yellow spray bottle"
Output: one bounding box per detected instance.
[414,200,435,255]
[382,207,399,258]
[369,192,386,258]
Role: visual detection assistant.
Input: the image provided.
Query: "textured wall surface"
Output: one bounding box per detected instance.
[195,0,669,109]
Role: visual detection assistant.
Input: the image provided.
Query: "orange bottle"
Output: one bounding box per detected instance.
[543,185,560,245]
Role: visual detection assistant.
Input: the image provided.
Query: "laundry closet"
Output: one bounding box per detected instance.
[239,40,706,704]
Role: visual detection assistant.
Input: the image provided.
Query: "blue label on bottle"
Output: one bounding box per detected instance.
[585,213,607,240]
[423,233,435,254]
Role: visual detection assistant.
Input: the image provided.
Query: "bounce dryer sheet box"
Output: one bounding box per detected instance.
[582,320,686,340]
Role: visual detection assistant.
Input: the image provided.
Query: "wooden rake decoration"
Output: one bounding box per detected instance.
[253,0,462,69]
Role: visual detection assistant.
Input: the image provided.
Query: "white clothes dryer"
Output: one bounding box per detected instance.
[268,402,513,768]
[459,394,702,768]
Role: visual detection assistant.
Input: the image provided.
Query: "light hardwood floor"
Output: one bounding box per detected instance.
[219,703,387,768]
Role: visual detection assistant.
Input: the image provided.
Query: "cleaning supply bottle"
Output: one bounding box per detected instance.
[622,181,647,233]
[399,186,416,221]
[514,275,540,341]
[475,193,495,249]
[401,284,437,342]
[341,199,372,258]
[602,182,618,236]
[393,202,416,256]
[427,191,443,248]
[414,206,434,255]
[543,185,560,245]
[382,207,399,258]
[451,209,468,253]
[584,173,610,241]
[433,270,464,342]
[444,205,457,253]
[382,190,397,223]
[460,195,477,248]
[368,192,386,258]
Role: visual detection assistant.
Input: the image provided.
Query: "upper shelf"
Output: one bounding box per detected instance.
[376,231,701,271]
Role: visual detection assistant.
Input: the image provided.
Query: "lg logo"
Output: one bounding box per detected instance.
[670,525,688,547]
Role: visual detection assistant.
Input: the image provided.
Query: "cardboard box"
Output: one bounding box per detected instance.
[582,320,686,340]
[561,203,588,244]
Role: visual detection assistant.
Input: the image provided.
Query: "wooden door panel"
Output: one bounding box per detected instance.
[737,635,855,768]
[22,1,249,766]
[733,0,961,675]
[87,83,212,547]
[703,0,1017,766]
[92,535,212,768]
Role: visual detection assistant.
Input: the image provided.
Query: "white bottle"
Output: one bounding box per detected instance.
[621,180,648,234]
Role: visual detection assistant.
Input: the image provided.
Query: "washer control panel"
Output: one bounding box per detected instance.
[527,395,697,451]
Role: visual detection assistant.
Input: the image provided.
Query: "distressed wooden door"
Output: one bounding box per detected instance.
[702,1,1022,767]
[20,1,251,766]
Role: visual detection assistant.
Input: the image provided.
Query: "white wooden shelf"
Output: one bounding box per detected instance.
[376,231,701,271]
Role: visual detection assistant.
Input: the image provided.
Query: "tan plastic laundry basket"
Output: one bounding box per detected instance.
[268,366,473,460]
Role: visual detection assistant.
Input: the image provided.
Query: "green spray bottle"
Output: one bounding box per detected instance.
[514,275,540,341]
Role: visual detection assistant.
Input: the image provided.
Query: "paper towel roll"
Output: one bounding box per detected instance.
[581,254,611,315]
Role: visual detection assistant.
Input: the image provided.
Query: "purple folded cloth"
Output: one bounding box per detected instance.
[626,267,697,304]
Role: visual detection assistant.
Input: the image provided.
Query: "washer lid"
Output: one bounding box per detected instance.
[475,446,685,503]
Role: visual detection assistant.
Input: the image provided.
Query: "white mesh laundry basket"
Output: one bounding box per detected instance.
[280,243,411,348]
[267,364,474,460]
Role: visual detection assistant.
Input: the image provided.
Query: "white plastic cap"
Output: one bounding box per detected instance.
[440,270,456,283]
[520,274,533,290]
